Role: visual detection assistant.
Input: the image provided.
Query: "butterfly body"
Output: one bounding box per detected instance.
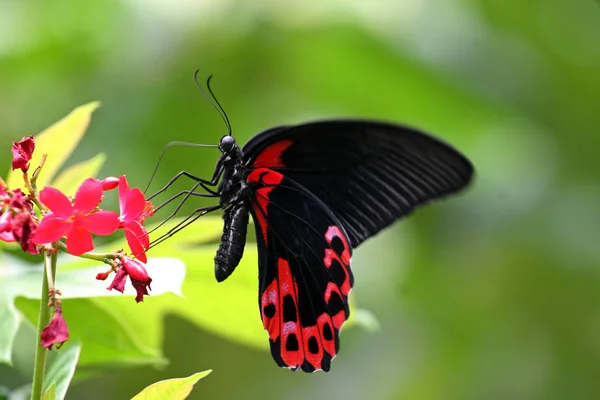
[192,119,473,372]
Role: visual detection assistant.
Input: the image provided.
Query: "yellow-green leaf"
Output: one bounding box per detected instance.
[41,382,56,400]
[6,101,100,189]
[130,370,212,400]
[51,153,107,195]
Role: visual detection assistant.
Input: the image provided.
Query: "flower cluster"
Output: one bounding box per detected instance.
[3,135,156,350]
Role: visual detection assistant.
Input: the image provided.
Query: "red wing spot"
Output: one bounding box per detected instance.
[324,282,342,304]
[277,258,304,369]
[324,226,352,296]
[261,280,279,340]
[302,325,322,371]
[317,313,336,357]
[248,168,284,246]
[325,226,351,265]
[332,310,346,330]
[252,140,293,168]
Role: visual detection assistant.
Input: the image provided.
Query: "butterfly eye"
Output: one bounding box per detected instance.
[219,135,235,152]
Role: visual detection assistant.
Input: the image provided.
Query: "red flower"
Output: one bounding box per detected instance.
[11,136,35,173]
[107,256,152,302]
[40,304,69,349]
[32,178,119,255]
[118,176,153,263]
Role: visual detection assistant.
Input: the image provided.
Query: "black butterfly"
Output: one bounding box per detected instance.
[150,76,474,373]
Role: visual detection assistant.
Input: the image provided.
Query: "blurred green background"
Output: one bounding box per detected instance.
[1,1,600,399]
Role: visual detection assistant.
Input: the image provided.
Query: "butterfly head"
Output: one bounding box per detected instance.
[219,135,236,153]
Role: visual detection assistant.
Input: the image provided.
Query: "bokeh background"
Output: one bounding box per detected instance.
[1,1,600,399]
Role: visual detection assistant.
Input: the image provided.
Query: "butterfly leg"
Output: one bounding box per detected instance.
[147,170,219,201]
[153,189,217,213]
[149,176,219,233]
[148,204,221,249]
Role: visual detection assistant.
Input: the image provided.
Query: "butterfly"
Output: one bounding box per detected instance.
[150,77,474,373]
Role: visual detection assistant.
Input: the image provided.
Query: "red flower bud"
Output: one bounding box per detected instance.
[101,177,119,191]
[95,270,111,281]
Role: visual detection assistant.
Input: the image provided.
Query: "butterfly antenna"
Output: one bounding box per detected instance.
[144,141,218,194]
[193,69,232,136]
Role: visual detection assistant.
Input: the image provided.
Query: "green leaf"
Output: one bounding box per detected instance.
[43,342,80,400]
[0,294,20,365]
[0,256,45,365]
[51,153,107,196]
[41,381,56,400]
[130,370,212,400]
[6,102,100,190]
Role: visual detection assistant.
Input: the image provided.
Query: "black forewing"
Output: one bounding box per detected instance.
[247,168,353,372]
[242,120,474,247]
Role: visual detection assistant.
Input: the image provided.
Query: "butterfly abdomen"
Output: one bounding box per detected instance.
[214,201,249,282]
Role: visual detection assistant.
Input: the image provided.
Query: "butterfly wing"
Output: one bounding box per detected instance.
[243,120,474,247]
[247,167,353,372]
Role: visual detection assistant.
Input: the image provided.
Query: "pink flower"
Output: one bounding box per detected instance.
[107,256,152,302]
[32,178,119,255]
[40,304,69,349]
[117,176,153,263]
[11,136,35,173]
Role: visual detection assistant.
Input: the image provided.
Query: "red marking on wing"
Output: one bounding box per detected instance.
[277,257,304,369]
[324,281,342,304]
[324,225,352,296]
[332,310,346,330]
[247,168,284,245]
[252,139,293,168]
[302,325,322,371]
[317,313,336,357]
[323,282,346,330]
[261,280,279,340]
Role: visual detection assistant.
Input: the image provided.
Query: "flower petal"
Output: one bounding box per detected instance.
[40,305,69,350]
[0,231,15,242]
[131,278,151,303]
[118,175,130,213]
[12,213,39,255]
[87,211,119,235]
[73,178,103,212]
[32,215,69,244]
[40,187,73,218]
[120,188,145,222]
[107,267,127,293]
[124,222,148,263]
[125,220,149,249]
[11,136,35,173]
[65,225,94,255]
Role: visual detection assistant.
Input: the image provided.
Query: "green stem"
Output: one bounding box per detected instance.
[30,251,57,400]
[56,241,117,264]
